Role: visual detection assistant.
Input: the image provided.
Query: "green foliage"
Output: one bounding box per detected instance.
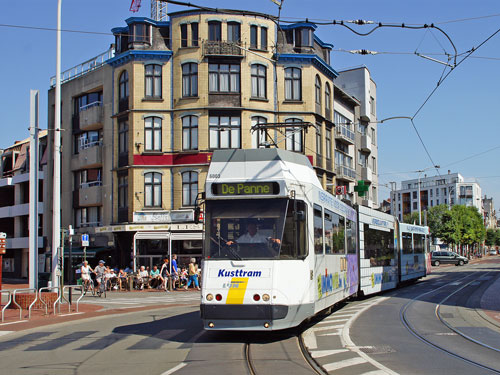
[402,212,420,224]
[427,204,485,246]
[486,229,500,247]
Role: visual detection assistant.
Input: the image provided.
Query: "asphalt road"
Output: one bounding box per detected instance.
[0,258,499,375]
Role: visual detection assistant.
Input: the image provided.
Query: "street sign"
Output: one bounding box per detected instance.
[81,234,89,247]
[0,232,6,255]
[335,186,346,195]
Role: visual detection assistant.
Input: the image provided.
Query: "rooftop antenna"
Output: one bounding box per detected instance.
[151,0,168,21]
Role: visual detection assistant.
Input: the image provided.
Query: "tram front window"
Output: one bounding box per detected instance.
[205,199,289,260]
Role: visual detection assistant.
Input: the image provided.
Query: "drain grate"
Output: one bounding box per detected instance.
[359,345,395,354]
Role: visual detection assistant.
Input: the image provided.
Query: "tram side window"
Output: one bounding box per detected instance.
[364,225,395,267]
[313,204,323,254]
[414,234,425,253]
[280,200,307,259]
[402,232,413,254]
[324,209,345,254]
[346,218,357,254]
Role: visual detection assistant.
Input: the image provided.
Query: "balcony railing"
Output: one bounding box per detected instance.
[203,40,243,56]
[335,125,355,144]
[80,221,102,228]
[335,165,356,181]
[50,47,115,87]
[80,180,102,189]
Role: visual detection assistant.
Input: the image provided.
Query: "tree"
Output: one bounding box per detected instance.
[403,212,420,225]
[485,229,497,247]
[427,204,458,244]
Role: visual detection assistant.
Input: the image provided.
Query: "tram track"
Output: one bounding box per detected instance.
[400,268,500,374]
[243,332,327,375]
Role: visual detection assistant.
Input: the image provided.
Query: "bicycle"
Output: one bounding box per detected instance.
[96,276,106,298]
[83,278,95,296]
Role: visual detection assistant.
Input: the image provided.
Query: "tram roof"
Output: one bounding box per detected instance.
[211,149,312,167]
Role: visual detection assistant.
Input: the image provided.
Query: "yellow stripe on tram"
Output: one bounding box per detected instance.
[226,277,249,304]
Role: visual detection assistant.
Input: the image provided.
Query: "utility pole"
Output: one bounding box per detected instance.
[52,0,62,288]
[29,90,40,289]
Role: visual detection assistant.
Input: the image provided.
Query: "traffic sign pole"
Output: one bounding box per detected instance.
[0,233,6,291]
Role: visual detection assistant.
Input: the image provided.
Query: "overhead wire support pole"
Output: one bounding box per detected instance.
[29,90,39,290]
[52,0,62,288]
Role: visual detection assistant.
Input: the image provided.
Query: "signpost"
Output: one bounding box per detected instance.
[82,234,89,262]
[0,232,6,291]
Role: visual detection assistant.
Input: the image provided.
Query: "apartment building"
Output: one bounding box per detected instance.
[391,171,482,221]
[47,9,379,271]
[0,132,47,279]
[482,196,497,229]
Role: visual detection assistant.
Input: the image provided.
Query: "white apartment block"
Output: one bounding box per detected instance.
[391,171,482,221]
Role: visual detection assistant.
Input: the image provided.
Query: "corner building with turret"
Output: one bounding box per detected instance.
[47,9,378,272]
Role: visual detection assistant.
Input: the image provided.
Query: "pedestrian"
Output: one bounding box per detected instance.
[160,257,170,292]
[185,258,200,290]
[171,254,179,290]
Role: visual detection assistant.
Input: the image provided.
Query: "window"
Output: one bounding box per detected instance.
[346,218,356,254]
[74,130,101,154]
[132,23,150,44]
[182,63,198,97]
[144,117,162,151]
[209,115,241,149]
[437,199,439,205]
[118,174,128,209]
[372,186,377,202]
[315,75,321,105]
[402,232,413,254]
[284,67,301,100]
[363,225,395,266]
[144,172,162,207]
[325,83,331,113]
[182,171,198,206]
[285,118,303,152]
[372,156,376,173]
[119,70,129,100]
[250,25,258,48]
[357,122,367,135]
[76,207,101,228]
[430,200,433,206]
[314,204,323,254]
[413,202,417,210]
[414,234,425,253]
[182,115,198,150]
[325,128,332,161]
[180,24,188,47]
[251,116,267,148]
[209,63,240,93]
[74,92,102,114]
[294,28,313,47]
[251,64,266,98]
[370,96,376,116]
[430,189,433,197]
[261,27,268,50]
[358,151,367,167]
[145,64,162,98]
[227,22,240,42]
[208,21,221,41]
[191,22,199,46]
[118,119,128,154]
[74,168,102,188]
[324,209,345,254]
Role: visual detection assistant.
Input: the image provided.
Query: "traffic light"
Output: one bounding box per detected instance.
[354,180,369,197]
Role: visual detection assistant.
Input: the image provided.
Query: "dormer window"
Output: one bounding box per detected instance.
[295,28,313,48]
[130,23,151,46]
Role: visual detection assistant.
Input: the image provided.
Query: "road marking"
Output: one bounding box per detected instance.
[59,312,85,317]
[310,349,348,358]
[0,331,13,337]
[312,324,344,332]
[303,329,318,349]
[316,318,348,325]
[326,313,354,319]
[449,282,461,285]
[0,320,28,326]
[161,362,187,375]
[317,330,342,336]
[323,357,367,371]
[360,371,388,375]
[435,332,457,336]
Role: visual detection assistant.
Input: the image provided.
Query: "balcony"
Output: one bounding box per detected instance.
[360,135,372,153]
[71,142,102,170]
[203,40,242,57]
[0,203,44,219]
[362,198,373,208]
[74,183,103,207]
[361,166,372,182]
[79,102,103,131]
[6,237,44,249]
[335,125,355,145]
[335,165,356,182]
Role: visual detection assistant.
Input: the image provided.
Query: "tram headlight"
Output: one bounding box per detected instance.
[208,322,215,328]
[206,293,214,301]
[264,322,270,328]
[262,294,270,302]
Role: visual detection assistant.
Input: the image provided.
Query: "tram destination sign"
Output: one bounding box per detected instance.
[212,182,280,196]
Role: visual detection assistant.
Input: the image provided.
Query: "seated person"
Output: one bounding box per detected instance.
[137,266,149,290]
[227,222,281,245]
[105,267,117,290]
[179,267,188,286]
[117,269,128,290]
[149,265,162,289]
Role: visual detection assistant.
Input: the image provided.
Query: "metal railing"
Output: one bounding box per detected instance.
[336,125,355,142]
[1,290,12,322]
[80,101,102,111]
[12,288,38,320]
[78,140,102,151]
[50,47,115,87]
[62,285,85,313]
[80,180,103,189]
[38,287,60,316]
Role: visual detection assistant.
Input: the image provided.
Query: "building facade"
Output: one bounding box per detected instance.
[391,171,482,221]
[47,9,379,271]
[482,196,497,229]
[0,132,47,279]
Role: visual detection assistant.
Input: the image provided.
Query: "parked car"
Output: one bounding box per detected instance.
[489,249,498,256]
[431,251,469,266]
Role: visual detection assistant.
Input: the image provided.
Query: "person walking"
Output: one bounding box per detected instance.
[160,257,170,292]
[185,258,200,290]
[171,254,179,290]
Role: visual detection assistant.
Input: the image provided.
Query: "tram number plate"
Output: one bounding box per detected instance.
[223,282,241,289]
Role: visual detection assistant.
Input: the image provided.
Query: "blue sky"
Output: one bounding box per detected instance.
[2,0,500,208]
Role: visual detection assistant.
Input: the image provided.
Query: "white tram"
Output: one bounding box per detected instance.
[200,149,430,331]
[201,149,359,330]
